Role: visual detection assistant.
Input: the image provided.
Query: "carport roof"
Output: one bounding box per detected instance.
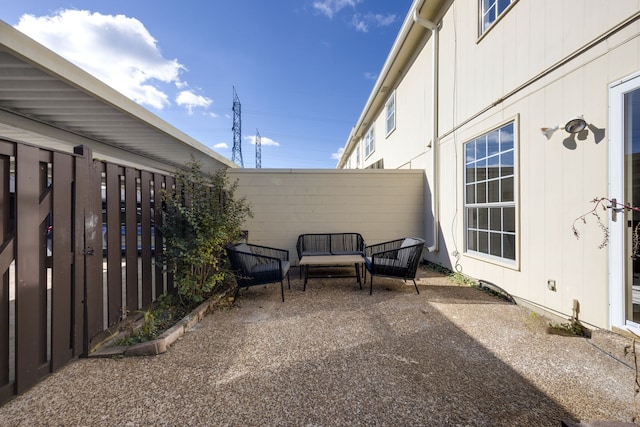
[0,19,235,173]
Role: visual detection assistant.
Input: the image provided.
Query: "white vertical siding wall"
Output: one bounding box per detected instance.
[359,37,434,171]
[430,0,640,328]
[339,0,640,328]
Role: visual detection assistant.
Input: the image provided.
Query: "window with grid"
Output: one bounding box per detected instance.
[480,0,516,36]
[465,121,516,261]
[364,127,375,158]
[385,92,395,136]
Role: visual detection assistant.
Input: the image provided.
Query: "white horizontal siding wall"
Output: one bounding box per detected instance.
[228,169,425,264]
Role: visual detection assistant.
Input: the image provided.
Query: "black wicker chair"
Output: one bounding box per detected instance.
[226,242,290,302]
[364,237,425,295]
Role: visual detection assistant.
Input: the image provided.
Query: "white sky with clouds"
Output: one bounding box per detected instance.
[1,1,411,168]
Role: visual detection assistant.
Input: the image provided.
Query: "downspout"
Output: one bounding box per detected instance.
[413,7,440,253]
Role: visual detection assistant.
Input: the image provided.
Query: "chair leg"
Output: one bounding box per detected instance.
[413,279,420,295]
[233,286,240,303]
[287,271,291,289]
[280,280,285,302]
[369,275,374,295]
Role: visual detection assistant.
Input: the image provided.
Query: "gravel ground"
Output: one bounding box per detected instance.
[0,267,637,426]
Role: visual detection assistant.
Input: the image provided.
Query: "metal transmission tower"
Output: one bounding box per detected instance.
[255,129,262,168]
[231,87,243,167]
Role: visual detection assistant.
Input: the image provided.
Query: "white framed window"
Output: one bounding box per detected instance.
[364,127,375,158]
[479,0,516,36]
[385,92,396,136]
[355,142,360,166]
[464,121,516,262]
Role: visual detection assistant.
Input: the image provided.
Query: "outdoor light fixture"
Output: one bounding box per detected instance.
[564,116,587,133]
[541,115,587,139]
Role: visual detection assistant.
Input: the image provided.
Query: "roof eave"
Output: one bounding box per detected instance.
[336,0,447,169]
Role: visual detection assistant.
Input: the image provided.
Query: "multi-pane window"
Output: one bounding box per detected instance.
[366,159,384,169]
[465,121,516,262]
[480,0,515,35]
[385,92,396,136]
[364,127,375,158]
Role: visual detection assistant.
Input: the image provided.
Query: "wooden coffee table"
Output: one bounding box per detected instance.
[299,254,365,291]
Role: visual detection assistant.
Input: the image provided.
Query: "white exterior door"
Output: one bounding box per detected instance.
[609,72,640,333]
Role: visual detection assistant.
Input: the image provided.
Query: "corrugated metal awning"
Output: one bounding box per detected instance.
[0,20,235,173]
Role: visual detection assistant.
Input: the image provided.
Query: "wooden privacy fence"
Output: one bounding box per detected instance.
[0,141,175,405]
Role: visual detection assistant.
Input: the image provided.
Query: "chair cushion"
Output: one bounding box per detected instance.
[238,256,257,273]
[366,256,401,269]
[235,243,252,253]
[250,260,290,280]
[233,244,257,272]
[400,238,419,248]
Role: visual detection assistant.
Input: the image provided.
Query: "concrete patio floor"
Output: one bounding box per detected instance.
[0,267,636,426]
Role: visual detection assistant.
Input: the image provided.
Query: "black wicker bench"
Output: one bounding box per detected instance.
[296,233,366,286]
[296,233,365,262]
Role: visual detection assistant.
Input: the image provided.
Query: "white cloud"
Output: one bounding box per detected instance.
[374,13,397,27]
[364,72,377,80]
[245,135,280,147]
[176,90,212,115]
[312,1,396,33]
[352,16,368,32]
[352,13,397,33]
[331,147,345,160]
[14,9,189,110]
[214,142,229,149]
[313,0,363,19]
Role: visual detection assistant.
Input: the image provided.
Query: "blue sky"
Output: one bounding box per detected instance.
[0,1,412,168]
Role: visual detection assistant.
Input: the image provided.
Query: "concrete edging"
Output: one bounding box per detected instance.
[90,292,230,358]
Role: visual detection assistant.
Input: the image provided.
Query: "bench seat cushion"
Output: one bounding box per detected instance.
[300,250,332,257]
[331,249,364,256]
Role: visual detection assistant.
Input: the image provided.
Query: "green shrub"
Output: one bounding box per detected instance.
[160,160,252,304]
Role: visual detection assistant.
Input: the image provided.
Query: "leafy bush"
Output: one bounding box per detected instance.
[160,160,252,304]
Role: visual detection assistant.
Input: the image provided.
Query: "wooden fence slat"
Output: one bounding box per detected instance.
[154,174,164,298]
[15,144,45,394]
[85,157,104,345]
[165,175,175,293]
[124,168,138,314]
[105,163,122,326]
[51,152,73,371]
[0,154,12,399]
[140,171,152,307]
